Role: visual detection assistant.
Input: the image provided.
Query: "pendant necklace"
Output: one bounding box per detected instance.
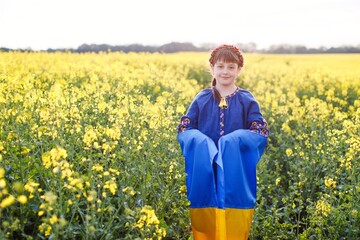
[219,97,228,109]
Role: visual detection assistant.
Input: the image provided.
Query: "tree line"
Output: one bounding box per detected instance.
[1,42,360,53]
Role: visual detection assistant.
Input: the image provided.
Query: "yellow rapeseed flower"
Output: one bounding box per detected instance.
[105,127,120,140]
[178,185,187,194]
[0,179,6,189]
[20,146,31,155]
[122,186,136,196]
[83,127,98,147]
[41,191,57,205]
[49,214,59,225]
[24,180,40,193]
[52,166,60,174]
[104,180,117,195]
[176,105,185,114]
[145,209,160,225]
[92,165,104,172]
[87,190,97,202]
[324,177,336,189]
[0,167,5,178]
[154,85,161,93]
[39,223,52,237]
[285,148,293,157]
[275,178,281,186]
[109,168,120,176]
[69,178,84,190]
[17,195,28,204]
[0,195,16,208]
[155,226,167,238]
[41,152,52,169]
[49,146,68,161]
[316,199,331,217]
[24,180,40,199]
[93,142,100,149]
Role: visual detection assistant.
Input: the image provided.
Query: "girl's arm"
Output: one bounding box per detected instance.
[242,91,269,137]
[177,100,199,133]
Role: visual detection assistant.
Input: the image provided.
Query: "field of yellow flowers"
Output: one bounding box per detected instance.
[0,51,359,239]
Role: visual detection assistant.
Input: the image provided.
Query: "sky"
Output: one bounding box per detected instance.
[1,0,359,50]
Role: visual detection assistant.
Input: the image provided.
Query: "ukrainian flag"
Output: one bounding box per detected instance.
[178,129,267,240]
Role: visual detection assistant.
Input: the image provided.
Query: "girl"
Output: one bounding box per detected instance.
[177,44,269,240]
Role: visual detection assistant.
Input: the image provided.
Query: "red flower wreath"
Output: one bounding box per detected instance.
[209,44,244,67]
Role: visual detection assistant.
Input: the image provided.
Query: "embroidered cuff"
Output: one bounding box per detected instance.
[177,117,191,133]
[250,120,269,137]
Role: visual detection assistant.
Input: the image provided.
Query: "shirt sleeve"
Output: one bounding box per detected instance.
[242,90,269,137]
[177,99,199,133]
[247,100,264,126]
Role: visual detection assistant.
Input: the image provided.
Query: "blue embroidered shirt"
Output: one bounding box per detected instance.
[178,87,268,143]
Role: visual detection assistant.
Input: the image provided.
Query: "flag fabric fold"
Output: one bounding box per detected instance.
[178,129,268,240]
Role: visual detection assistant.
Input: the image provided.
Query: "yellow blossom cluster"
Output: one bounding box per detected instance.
[24,180,40,199]
[90,164,120,197]
[103,180,117,196]
[285,148,293,157]
[82,126,120,154]
[122,186,136,196]
[275,178,281,186]
[0,167,28,208]
[316,199,332,217]
[135,205,166,239]
[37,191,66,237]
[42,147,72,179]
[342,135,360,170]
[324,177,337,189]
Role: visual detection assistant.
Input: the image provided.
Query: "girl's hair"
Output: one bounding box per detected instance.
[209,44,244,102]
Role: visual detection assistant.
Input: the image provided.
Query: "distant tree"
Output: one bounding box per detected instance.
[326,46,360,53]
[0,47,10,52]
[158,42,202,53]
[122,44,158,53]
[77,44,93,52]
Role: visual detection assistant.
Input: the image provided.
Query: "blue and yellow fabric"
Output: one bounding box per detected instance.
[178,129,268,240]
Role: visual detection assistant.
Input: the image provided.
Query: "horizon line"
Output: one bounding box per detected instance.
[1,41,360,51]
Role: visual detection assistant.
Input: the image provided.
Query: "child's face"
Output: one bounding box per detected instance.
[211,60,241,87]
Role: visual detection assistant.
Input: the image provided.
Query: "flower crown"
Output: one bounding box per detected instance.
[209,44,244,67]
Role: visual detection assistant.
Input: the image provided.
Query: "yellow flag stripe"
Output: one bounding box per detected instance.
[190,208,254,240]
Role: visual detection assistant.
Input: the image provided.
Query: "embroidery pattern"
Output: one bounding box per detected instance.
[249,120,269,137]
[219,88,240,135]
[177,117,190,133]
[219,110,225,135]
